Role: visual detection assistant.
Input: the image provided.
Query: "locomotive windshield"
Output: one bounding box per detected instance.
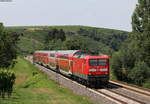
[89,59,107,66]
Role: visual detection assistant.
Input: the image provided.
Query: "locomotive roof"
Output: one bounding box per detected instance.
[56,50,79,55]
[34,50,80,55]
[34,50,56,54]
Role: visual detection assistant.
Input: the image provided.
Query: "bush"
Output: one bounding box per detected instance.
[111,52,123,80]
[128,61,150,86]
[0,69,16,98]
[142,79,150,89]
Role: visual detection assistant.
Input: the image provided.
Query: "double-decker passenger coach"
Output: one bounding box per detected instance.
[33,50,109,88]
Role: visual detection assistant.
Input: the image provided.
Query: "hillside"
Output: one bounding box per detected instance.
[6,25,128,55]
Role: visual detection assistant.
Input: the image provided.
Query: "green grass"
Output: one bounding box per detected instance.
[0,57,93,104]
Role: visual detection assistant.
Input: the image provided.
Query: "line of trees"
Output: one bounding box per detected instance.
[44,28,113,55]
[111,0,150,88]
[77,28,128,51]
[0,23,19,98]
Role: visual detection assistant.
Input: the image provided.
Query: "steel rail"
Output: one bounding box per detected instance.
[105,88,146,104]
[110,80,150,97]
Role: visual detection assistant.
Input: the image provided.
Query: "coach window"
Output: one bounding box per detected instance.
[73,55,78,58]
[63,54,68,59]
[50,54,55,57]
[80,55,85,59]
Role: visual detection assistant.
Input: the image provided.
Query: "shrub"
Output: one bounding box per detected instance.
[0,69,16,98]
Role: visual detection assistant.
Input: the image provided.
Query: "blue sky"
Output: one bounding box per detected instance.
[0,0,137,31]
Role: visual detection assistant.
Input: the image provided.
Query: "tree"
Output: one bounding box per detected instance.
[45,31,53,43]
[131,0,150,66]
[128,61,150,85]
[45,39,66,50]
[132,0,150,33]
[111,0,150,87]
[59,29,66,41]
[0,23,20,68]
[65,35,83,50]
[44,29,66,50]
[45,29,65,41]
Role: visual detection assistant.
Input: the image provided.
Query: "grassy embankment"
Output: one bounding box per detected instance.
[0,57,93,104]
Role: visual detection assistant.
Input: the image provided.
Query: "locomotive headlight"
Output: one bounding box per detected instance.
[100,68,107,71]
[89,68,96,72]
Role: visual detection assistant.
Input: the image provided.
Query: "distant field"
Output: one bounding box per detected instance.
[0,57,93,104]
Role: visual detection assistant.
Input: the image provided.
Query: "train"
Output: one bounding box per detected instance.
[33,50,110,88]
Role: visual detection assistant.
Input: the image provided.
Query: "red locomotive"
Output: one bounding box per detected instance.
[33,50,109,87]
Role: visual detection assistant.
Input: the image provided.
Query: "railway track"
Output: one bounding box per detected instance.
[107,81,150,104]
[26,57,150,104]
[96,89,145,104]
[110,80,150,97]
